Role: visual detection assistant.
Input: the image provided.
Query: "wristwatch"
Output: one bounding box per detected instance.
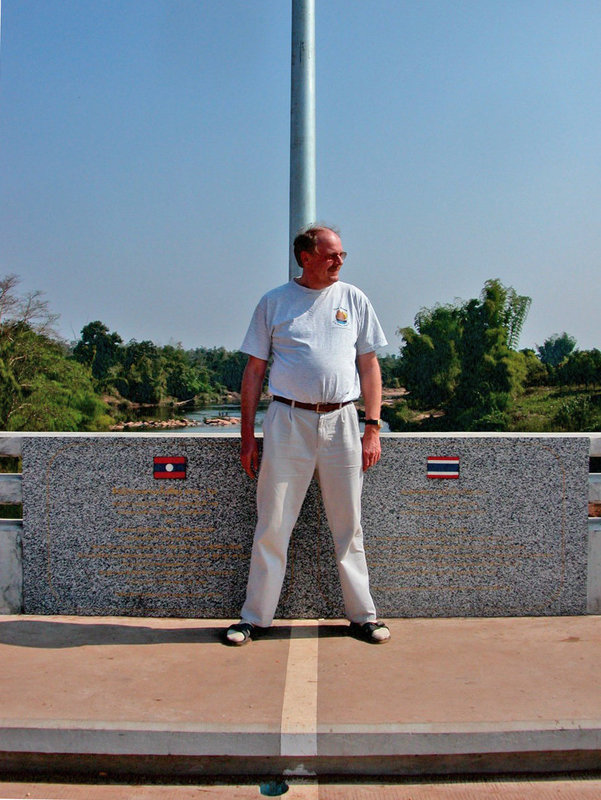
[364,419,382,429]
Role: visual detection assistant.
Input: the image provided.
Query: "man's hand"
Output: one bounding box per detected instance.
[357,350,383,472]
[240,434,260,479]
[362,425,381,471]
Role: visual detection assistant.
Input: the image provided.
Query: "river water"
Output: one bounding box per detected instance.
[135,401,389,434]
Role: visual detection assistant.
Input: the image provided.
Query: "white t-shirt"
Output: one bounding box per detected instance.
[240,279,388,404]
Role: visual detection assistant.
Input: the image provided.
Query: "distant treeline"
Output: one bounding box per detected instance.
[380,279,601,433]
[0,275,249,431]
[72,320,248,406]
[1,273,600,432]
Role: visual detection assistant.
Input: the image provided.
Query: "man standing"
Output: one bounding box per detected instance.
[226,226,390,645]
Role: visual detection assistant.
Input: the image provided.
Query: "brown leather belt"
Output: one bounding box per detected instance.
[272,395,353,414]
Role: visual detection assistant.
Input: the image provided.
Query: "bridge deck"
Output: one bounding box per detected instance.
[0,615,600,780]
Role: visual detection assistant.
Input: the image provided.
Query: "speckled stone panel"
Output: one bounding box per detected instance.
[363,437,589,617]
[22,437,256,617]
[21,435,589,617]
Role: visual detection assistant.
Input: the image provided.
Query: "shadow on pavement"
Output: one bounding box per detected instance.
[0,619,349,648]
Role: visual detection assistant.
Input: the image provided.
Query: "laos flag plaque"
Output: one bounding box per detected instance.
[153,456,187,479]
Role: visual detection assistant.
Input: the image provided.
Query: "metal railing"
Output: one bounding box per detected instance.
[0,436,23,532]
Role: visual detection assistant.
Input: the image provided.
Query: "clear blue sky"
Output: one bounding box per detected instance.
[1,0,600,354]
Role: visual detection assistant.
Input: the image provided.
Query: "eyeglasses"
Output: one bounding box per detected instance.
[323,251,348,263]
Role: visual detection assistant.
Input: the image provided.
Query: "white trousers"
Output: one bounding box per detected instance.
[240,401,378,627]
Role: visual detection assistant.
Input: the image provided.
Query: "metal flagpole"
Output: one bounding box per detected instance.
[289,0,316,280]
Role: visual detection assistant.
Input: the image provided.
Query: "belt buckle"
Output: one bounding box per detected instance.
[315,402,327,414]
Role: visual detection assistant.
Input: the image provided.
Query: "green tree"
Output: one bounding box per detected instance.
[161,344,215,401]
[217,350,247,393]
[119,340,166,404]
[451,280,529,429]
[395,279,531,431]
[398,304,462,407]
[556,349,601,389]
[519,348,549,387]
[0,275,111,430]
[378,354,403,388]
[537,332,577,367]
[188,347,248,393]
[73,321,123,383]
[6,332,111,431]
[502,286,532,350]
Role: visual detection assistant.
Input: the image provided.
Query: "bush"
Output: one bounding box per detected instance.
[554,396,595,431]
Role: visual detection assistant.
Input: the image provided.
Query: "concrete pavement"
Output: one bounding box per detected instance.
[0,615,601,783]
[3,777,601,798]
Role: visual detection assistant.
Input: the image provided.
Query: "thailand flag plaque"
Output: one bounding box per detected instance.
[153,456,187,479]
[427,456,460,479]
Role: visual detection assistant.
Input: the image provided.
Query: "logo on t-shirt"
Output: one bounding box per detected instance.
[334,307,349,327]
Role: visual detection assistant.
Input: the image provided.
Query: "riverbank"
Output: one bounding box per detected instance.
[109,418,202,431]
[109,390,403,432]
[105,391,244,431]
[109,414,242,431]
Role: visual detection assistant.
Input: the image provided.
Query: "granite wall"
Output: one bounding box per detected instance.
[21,435,589,618]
